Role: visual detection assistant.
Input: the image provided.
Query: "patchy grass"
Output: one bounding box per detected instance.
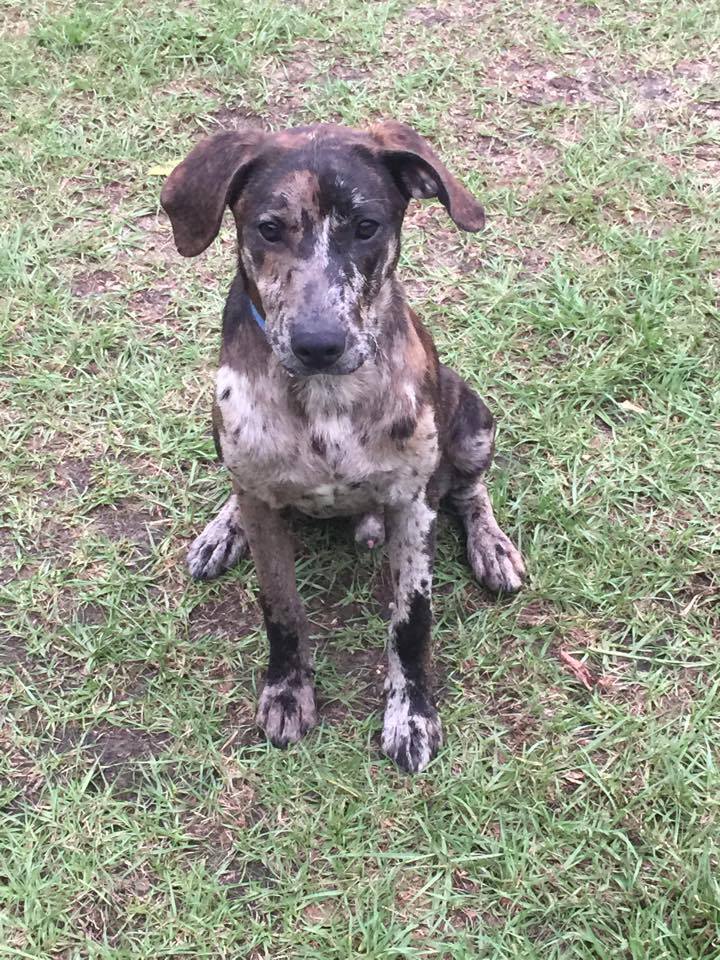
[2,0,719,956]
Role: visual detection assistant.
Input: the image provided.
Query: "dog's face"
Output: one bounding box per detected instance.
[162,122,485,376]
[237,133,406,376]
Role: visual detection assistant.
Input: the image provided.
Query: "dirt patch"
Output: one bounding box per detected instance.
[2,11,31,37]
[69,863,161,945]
[318,643,386,724]
[39,457,95,508]
[162,76,219,100]
[675,571,720,619]
[71,269,123,298]
[54,457,94,495]
[515,599,557,628]
[556,3,601,24]
[68,891,125,945]
[406,5,454,26]
[52,592,108,627]
[35,518,79,561]
[88,501,167,549]
[0,634,31,666]
[223,696,259,749]
[125,211,180,270]
[189,591,259,642]
[128,285,173,324]
[0,734,46,813]
[63,176,130,216]
[402,205,487,300]
[181,757,262,870]
[244,38,333,121]
[0,524,22,586]
[52,725,173,790]
[484,50,612,107]
[203,104,265,131]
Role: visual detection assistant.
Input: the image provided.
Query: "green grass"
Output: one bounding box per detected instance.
[1,0,720,956]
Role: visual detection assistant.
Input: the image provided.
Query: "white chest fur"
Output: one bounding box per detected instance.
[215,364,439,515]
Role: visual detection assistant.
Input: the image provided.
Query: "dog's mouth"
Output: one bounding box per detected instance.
[272,331,371,378]
[279,354,368,378]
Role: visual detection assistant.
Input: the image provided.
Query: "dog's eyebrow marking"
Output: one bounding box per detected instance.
[349,189,390,210]
[350,188,368,205]
[259,207,289,221]
[276,170,321,210]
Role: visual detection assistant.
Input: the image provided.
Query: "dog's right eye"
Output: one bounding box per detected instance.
[355,219,380,240]
[258,221,282,242]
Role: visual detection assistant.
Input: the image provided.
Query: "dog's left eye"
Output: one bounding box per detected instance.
[355,219,380,240]
[258,221,282,242]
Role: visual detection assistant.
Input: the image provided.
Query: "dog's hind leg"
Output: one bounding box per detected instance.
[187,493,249,581]
[442,368,525,594]
[452,478,525,593]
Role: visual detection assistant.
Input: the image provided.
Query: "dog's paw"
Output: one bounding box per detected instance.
[382,685,442,773]
[354,512,385,551]
[256,673,317,748]
[467,528,525,594]
[187,502,248,581]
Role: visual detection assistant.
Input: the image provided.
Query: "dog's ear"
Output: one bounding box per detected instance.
[160,129,266,257]
[370,120,485,232]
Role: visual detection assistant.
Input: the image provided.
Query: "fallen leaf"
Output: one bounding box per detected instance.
[147,161,180,177]
[558,648,595,689]
[618,399,648,414]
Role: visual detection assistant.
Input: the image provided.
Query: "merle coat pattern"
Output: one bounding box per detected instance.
[161,121,525,772]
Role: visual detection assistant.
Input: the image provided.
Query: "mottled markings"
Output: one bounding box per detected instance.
[178,121,523,771]
[310,433,327,456]
[390,415,417,442]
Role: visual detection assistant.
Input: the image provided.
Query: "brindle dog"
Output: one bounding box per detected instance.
[161,121,525,773]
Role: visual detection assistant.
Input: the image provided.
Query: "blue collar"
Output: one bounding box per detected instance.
[244,293,266,332]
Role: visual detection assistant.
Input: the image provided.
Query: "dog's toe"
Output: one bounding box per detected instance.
[256,673,317,747]
[382,688,442,773]
[354,512,385,551]
[468,530,525,594]
[187,519,248,581]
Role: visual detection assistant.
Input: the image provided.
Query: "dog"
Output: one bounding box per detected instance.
[161,120,525,772]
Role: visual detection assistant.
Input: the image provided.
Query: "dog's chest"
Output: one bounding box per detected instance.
[215,365,438,514]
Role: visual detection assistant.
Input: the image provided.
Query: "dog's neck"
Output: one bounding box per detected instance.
[290,364,386,418]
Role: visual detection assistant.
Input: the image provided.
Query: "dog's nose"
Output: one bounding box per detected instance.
[291,325,346,370]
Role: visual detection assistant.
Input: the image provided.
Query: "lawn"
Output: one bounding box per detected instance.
[1,0,719,956]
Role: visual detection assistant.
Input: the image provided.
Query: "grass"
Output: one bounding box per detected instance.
[1,0,719,956]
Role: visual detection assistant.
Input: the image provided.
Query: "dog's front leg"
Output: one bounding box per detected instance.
[382,492,442,773]
[237,491,316,747]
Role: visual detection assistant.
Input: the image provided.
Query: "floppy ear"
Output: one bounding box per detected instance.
[370,120,485,232]
[160,129,266,257]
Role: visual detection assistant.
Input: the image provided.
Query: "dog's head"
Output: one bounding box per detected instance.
[161,121,484,376]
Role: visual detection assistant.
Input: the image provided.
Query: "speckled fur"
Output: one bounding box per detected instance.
[162,121,525,773]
